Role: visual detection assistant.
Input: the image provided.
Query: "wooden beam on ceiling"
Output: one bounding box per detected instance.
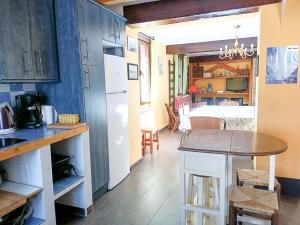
[124,0,281,25]
[96,0,135,5]
[166,37,258,55]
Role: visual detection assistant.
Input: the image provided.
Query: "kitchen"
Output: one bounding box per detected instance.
[0,0,129,224]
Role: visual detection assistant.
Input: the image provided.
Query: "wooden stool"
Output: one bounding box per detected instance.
[237,169,281,201]
[141,129,159,156]
[229,186,280,225]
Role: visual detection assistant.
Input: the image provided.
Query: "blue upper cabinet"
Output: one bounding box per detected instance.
[28,0,59,81]
[101,8,126,46]
[0,0,59,83]
[0,0,33,81]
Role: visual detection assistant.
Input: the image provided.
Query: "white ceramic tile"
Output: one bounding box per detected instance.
[10,91,26,107]
[23,83,36,91]
[0,84,10,92]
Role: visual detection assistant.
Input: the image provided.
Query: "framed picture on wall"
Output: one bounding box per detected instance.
[127,36,138,53]
[128,63,139,80]
[266,46,299,84]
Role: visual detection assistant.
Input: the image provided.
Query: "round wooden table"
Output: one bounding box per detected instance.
[178,129,288,225]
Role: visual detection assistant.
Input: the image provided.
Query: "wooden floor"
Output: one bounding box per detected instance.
[58,129,300,225]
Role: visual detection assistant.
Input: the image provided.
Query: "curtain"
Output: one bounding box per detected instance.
[174,54,179,96]
[182,55,189,95]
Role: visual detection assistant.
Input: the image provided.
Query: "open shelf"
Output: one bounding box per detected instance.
[25,217,45,225]
[192,75,250,80]
[0,181,42,199]
[53,176,84,200]
[196,92,249,97]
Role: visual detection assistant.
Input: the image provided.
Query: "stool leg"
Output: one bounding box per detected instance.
[196,177,204,225]
[229,202,237,225]
[156,130,160,150]
[212,178,219,209]
[187,175,194,223]
[150,131,153,154]
[272,210,280,225]
[141,132,145,157]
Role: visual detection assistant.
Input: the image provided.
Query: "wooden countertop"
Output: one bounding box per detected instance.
[179,129,288,156]
[0,125,89,161]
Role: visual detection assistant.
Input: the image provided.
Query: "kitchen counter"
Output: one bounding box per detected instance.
[0,125,88,161]
[0,124,92,224]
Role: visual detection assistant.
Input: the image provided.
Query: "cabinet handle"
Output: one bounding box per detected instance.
[34,49,43,75]
[80,38,89,60]
[22,48,31,75]
[117,21,121,39]
[84,69,91,89]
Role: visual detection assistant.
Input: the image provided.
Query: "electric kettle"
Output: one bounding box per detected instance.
[0,102,15,134]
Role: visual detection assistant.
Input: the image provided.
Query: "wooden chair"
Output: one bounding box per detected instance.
[229,186,280,225]
[237,168,281,202]
[190,116,226,130]
[165,103,180,132]
[220,100,239,106]
[141,129,159,156]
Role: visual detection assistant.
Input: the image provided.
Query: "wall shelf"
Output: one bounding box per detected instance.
[53,176,84,200]
[192,75,250,80]
[196,92,249,97]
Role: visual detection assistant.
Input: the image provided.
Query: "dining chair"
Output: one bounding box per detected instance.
[178,103,191,132]
[220,100,240,106]
[165,103,180,132]
[190,116,226,130]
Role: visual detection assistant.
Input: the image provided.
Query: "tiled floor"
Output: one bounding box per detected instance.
[58,129,300,225]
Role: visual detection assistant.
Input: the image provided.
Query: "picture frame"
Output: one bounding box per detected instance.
[127,63,139,80]
[127,36,138,53]
[266,46,298,84]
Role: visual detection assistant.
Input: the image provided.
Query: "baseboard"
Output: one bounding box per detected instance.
[92,183,108,200]
[130,158,143,171]
[277,177,300,197]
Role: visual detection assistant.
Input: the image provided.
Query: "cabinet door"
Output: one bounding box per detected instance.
[78,0,102,66]
[82,64,109,195]
[28,0,59,81]
[101,8,115,44]
[0,0,33,81]
[114,16,126,46]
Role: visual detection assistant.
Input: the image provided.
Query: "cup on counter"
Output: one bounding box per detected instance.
[41,105,58,125]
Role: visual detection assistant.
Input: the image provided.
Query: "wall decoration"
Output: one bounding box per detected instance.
[266,46,299,84]
[158,56,164,75]
[127,36,138,53]
[127,63,139,80]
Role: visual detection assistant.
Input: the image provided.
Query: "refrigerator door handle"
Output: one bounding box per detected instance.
[106,90,127,95]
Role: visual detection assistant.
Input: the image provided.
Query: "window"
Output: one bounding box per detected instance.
[138,33,151,105]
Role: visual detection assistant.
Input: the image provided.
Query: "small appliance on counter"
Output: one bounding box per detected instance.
[41,105,58,125]
[15,94,43,129]
[0,102,15,134]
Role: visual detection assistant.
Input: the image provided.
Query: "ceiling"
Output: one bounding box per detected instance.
[137,12,260,45]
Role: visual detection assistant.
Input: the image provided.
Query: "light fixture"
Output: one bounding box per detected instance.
[219,25,255,60]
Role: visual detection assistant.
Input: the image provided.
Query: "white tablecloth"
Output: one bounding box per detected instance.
[180,105,256,131]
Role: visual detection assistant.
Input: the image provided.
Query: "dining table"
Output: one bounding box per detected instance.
[178,129,288,225]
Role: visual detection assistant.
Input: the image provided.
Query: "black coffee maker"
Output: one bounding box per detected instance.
[15,94,43,128]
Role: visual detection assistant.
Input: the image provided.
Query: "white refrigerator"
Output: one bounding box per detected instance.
[104,54,130,190]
